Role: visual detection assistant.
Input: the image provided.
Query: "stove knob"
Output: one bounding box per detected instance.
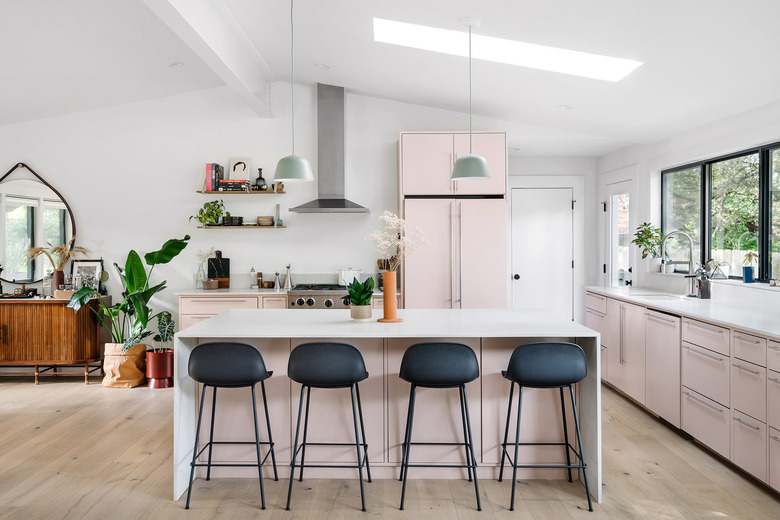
[306,298,315,307]
[324,299,334,308]
[343,299,350,307]
[296,297,305,307]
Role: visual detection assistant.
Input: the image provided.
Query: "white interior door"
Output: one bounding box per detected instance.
[511,188,573,320]
[604,180,633,286]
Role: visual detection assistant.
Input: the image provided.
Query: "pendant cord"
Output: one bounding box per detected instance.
[290,0,295,155]
[468,25,473,154]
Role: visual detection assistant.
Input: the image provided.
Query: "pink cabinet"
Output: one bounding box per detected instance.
[403,198,508,309]
[733,330,766,367]
[682,341,730,407]
[731,360,766,423]
[585,292,607,315]
[645,310,681,428]
[768,342,780,373]
[731,409,767,481]
[770,427,780,492]
[603,299,645,404]
[682,318,729,356]
[400,132,506,196]
[767,370,780,429]
[261,295,287,309]
[682,388,730,459]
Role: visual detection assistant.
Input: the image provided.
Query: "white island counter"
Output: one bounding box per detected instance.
[173,308,601,502]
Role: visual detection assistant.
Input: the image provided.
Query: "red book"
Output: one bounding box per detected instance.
[205,163,213,191]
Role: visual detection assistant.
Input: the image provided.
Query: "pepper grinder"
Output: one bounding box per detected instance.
[283,264,293,290]
[274,272,281,289]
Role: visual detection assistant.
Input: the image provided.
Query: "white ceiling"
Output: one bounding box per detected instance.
[4,0,780,158]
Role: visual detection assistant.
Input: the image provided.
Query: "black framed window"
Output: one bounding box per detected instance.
[662,165,702,273]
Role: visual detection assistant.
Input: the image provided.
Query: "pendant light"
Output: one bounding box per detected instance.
[274,0,314,182]
[451,20,491,180]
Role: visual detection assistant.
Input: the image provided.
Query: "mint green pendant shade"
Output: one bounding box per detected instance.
[452,153,491,180]
[274,154,313,182]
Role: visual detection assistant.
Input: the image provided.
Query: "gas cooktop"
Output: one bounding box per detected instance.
[289,284,347,291]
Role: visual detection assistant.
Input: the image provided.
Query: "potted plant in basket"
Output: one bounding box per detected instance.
[189,200,229,226]
[631,222,668,272]
[743,251,758,283]
[28,236,89,291]
[68,235,190,388]
[146,311,175,388]
[341,277,374,321]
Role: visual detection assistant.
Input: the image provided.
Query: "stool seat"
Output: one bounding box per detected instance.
[503,342,586,388]
[189,342,272,387]
[399,342,479,387]
[288,342,368,388]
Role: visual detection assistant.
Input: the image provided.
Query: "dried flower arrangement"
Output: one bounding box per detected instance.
[367,211,427,271]
[27,236,88,272]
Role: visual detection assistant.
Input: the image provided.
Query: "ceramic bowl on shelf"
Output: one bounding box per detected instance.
[257,216,274,226]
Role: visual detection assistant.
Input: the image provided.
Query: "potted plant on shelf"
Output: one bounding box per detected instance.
[341,277,374,321]
[146,311,175,388]
[189,200,228,226]
[28,236,88,291]
[68,235,190,388]
[743,251,758,283]
[631,222,667,272]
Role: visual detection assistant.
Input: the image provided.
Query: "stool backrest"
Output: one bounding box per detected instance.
[288,342,368,387]
[189,342,270,387]
[399,342,479,387]
[505,342,587,387]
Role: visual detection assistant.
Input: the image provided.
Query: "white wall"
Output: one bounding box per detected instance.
[595,98,780,307]
[0,83,544,321]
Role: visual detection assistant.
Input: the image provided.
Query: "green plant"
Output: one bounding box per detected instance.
[189,200,228,225]
[340,277,374,306]
[631,222,666,259]
[68,235,190,353]
[743,251,758,266]
[149,311,175,353]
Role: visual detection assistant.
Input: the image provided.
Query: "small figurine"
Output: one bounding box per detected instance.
[275,181,284,193]
[255,168,268,191]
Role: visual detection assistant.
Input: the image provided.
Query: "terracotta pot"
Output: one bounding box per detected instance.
[350,304,372,321]
[146,349,174,388]
[378,270,402,323]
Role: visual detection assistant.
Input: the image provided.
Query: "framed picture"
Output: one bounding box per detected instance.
[71,259,104,292]
[228,157,251,181]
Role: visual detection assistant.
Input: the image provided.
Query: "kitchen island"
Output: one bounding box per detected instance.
[173,308,601,502]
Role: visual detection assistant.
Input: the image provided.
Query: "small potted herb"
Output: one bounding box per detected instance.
[341,277,374,321]
[743,251,758,283]
[146,311,175,388]
[631,222,667,271]
[189,200,229,226]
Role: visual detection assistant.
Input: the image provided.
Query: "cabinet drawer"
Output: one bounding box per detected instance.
[179,314,211,329]
[733,331,766,367]
[731,409,767,482]
[682,341,730,407]
[682,387,730,459]
[768,341,780,373]
[180,297,259,315]
[585,292,607,314]
[682,318,729,356]
[585,308,606,340]
[769,370,780,429]
[261,296,287,309]
[731,361,766,422]
[770,427,780,492]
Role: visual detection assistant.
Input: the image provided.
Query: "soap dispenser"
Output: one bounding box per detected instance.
[695,265,711,299]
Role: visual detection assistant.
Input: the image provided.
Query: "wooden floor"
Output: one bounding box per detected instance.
[1,377,779,519]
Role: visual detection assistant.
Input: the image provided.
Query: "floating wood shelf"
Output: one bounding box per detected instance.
[196,190,285,195]
[198,226,286,229]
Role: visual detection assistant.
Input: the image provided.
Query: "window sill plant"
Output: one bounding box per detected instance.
[341,276,374,321]
[631,222,667,271]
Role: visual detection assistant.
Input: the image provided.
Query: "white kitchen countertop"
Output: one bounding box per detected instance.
[585,285,780,339]
[176,288,394,296]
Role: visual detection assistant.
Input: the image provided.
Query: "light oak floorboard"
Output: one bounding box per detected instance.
[0,377,779,519]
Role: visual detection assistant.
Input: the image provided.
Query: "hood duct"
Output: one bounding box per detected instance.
[289,83,369,213]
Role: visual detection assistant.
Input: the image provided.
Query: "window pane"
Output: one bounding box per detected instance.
[5,199,34,281]
[771,149,780,279]
[662,167,701,273]
[609,193,630,286]
[710,153,760,278]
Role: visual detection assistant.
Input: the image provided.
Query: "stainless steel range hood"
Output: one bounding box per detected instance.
[290,84,369,213]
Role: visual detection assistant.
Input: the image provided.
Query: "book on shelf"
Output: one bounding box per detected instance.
[204,163,214,191]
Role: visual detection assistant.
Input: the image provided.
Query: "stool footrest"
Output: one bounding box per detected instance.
[500,442,586,470]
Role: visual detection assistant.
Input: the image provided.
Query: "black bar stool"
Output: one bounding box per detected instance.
[498,341,592,512]
[186,342,278,510]
[398,342,481,511]
[286,342,372,511]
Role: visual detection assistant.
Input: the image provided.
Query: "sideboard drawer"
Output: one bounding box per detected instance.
[733,331,766,367]
[180,297,259,315]
[731,360,766,422]
[682,318,729,356]
[682,341,730,407]
[682,387,730,459]
[731,409,767,482]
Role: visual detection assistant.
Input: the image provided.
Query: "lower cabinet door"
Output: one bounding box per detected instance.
[682,341,730,407]
[261,295,287,309]
[601,345,607,382]
[731,361,766,423]
[682,386,730,458]
[769,370,780,430]
[179,314,212,329]
[731,410,767,482]
[770,427,780,492]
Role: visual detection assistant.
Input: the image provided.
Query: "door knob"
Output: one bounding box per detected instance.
[513,274,520,280]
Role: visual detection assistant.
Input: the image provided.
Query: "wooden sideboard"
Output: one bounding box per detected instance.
[0,298,103,384]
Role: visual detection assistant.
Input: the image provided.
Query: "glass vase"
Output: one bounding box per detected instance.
[196,264,206,289]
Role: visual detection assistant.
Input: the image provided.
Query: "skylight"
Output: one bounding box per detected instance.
[373,18,642,82]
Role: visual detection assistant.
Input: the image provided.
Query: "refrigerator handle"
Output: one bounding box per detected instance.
[458,201,463,308]
[450,200,455,309]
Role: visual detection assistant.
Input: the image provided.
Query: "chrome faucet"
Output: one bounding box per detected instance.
[661,230,696,297]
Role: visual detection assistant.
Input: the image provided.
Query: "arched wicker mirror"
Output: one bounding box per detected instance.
[0,162,76,284]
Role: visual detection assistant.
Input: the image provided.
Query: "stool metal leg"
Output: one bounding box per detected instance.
[569,384,593,512]
[399,383,417,510]
[350,384,367,512]
[355,383,372,483]
[458,385,474,483]
[206,386,218,481]
[286,384,307,511]
[460,384,481,511]
[251,385,267,510]
[186,384,208,509]
[398,385,415,482]
[510,386,524,511]
[298,386,312,482]
[560,387,573,482]
[260,380,278,481]
[498,381,515,482]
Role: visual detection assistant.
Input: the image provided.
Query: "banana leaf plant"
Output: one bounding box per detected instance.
[68,235,190,353]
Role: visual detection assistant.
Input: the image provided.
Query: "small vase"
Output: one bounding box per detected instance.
[195,264,206,289]
[378,270,402,323]
[743,266,755,283]
[350,304,372,321]
[52,270,65,292]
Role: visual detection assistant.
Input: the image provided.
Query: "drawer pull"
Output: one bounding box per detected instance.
[769,344,780,352]
[588,294,605,301]
[191,299,249,303]
[732,417,760,431]
[768,377,780,385]
[734,334,761,345]
[646,313,677,325]
[683,320,724,335]
[770,435,780,443]
[683,344,724,363]
[682,391,724,413]
[586,309,605,317]
[732,363,760,375]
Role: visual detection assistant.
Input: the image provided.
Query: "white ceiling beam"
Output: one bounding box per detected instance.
[142,0,275,117]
